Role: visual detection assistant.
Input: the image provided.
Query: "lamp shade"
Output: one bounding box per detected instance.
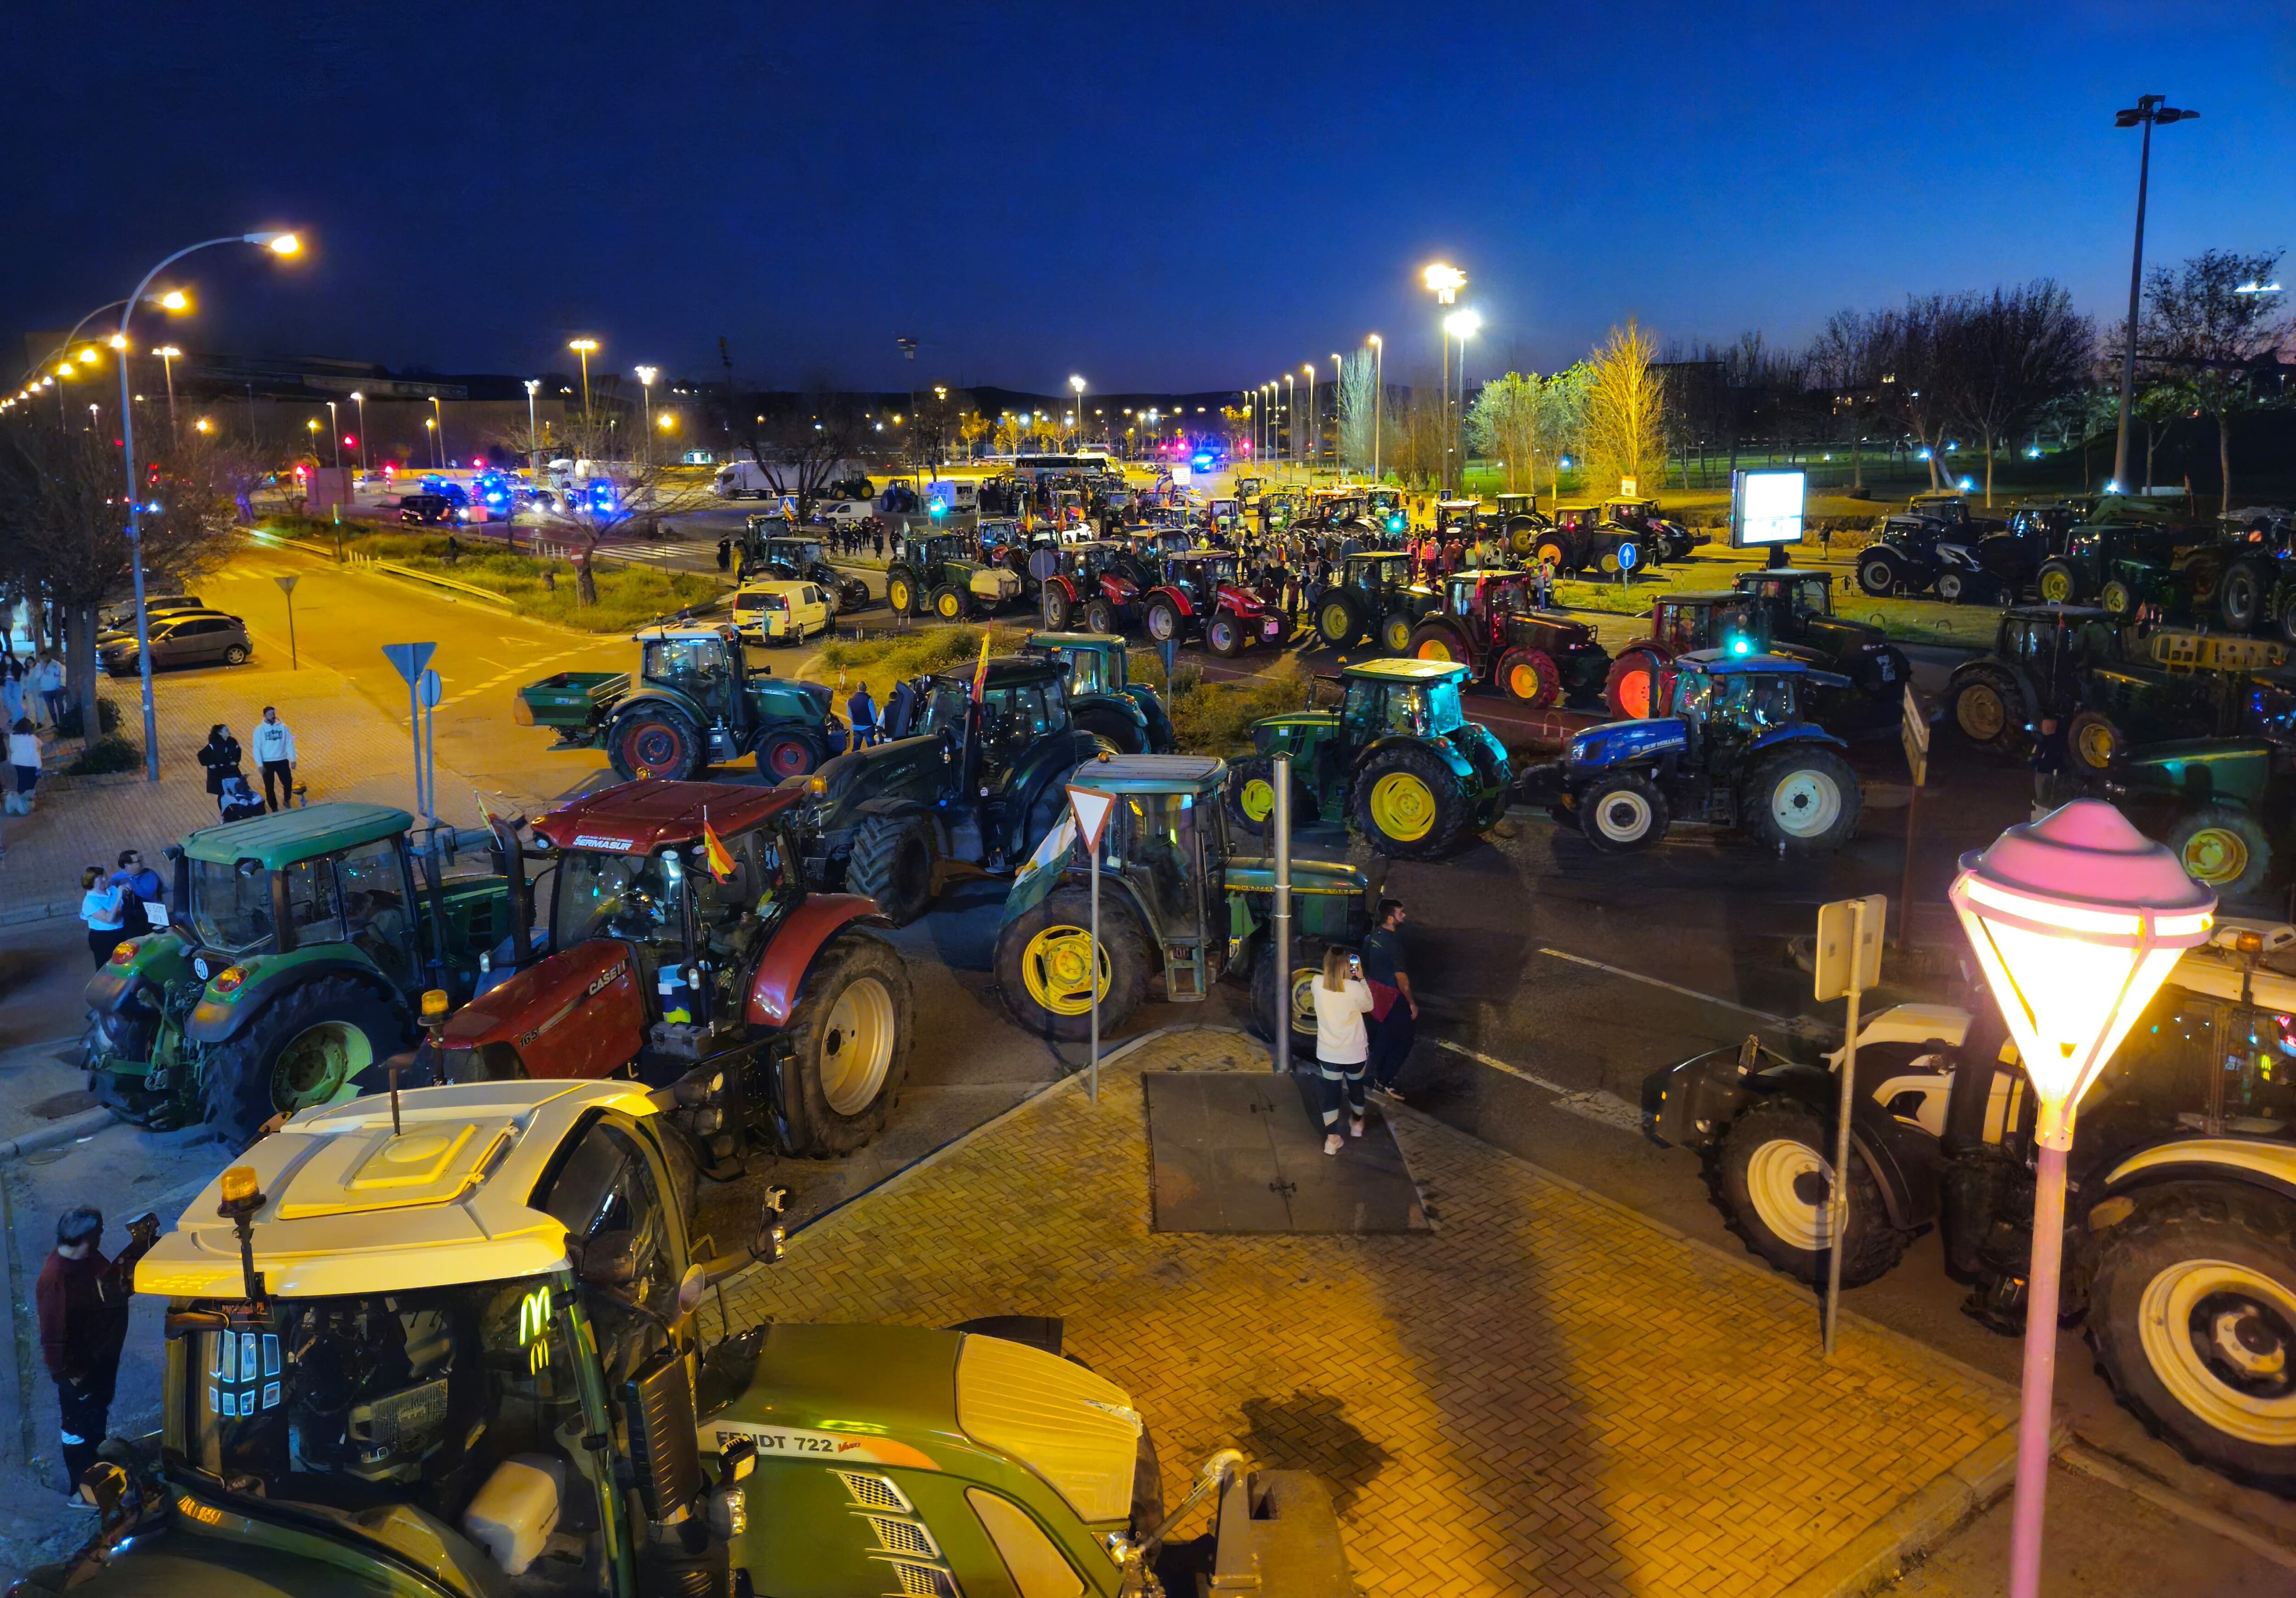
[1949,801,2214,1146]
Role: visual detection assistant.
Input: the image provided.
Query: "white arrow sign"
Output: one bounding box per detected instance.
[1068,786,1115,852]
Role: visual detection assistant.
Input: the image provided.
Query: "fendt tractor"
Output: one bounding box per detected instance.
[18,1079,1351,1597]
[1646,919,2296,1492]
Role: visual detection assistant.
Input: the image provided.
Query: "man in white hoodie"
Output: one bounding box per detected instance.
[252,706,297,812]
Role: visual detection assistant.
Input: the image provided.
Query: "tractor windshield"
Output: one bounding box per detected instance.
[554,847,685,950]
[1383,682,1465,737]
[1716,672,1798,733]
[642,637,732,698]
[1792,578,1832,616]
[1060,648,1108,695]
[190,841,410,959]
[916,680,973,740]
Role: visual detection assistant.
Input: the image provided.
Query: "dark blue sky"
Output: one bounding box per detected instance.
[6,1,2289,395]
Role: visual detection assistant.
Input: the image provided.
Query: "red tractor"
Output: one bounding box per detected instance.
[1404,570,1614,708]
[434,778,912,1165]
[1142,550,1288,657]
[1036,540,1141,632]
[1601,591,1770,717]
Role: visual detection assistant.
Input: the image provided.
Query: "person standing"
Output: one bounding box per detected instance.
[1310,945,1375,1157]
[37,1207,160,1495]
[37,653,67,729]
[846,681,879,748]
[197,723,243,805]
[1361,898,1418,1099]
[252,706,297,812]
[873,525,886,560]
[0,658,22,729]
[111,849,165,939]
[715,536,732,573]
[79,868,126,966]
[7,717,39,815]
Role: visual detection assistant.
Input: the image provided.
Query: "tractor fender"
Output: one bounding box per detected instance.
[2090,1138,2296,1228]
[1705,1062,1936,1231]
[1643,1040,1781,1150]
[1747,724,1849,757]
[1356,730,1473,784]
[745,896,893,1026]
[1150,585,1196,618]
[606,688,706,728]
[184,950,407,1045]
[440,939,646,1079]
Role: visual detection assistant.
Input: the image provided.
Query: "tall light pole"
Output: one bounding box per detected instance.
[113,230,302,781]
[326,401,341,469]
[568,338,598,416]
[424,416,438,468]
[1302,365,1316,479]
[1949,801,2213,1598]
[1283,374,1295,467]
[1446,309,1481,496]
[2110,95,2198,492]
[634,366,658,463]
[523,379,541,475]
[349,391,368,474]
[1069,375,1087,452]
[428,395,445,466]
[1369,334,1383,483]
[154,346,181,438]
[1328,354,1342,476]
[1423,263,1466,492]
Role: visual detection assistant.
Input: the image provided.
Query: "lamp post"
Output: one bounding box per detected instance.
[1948,800,2214,1598]
[326,401,341,469]
[1369,334,1383,484]
[1445,309,1482,495]
[1302,365,1316,479]
[523,379,541,477]
[113,230,301,782]
[424,416,437,467]
[154,347,180,438]
[1423,263,1465,491]
[2110,95,2198,493]
[634,366,658,463]
[349,391,368,474]
[1328,355,1342,476]
[568,338,598,415]
[425,395,445,467]
[1069,375,1086,450]
[1283,374,1295,468]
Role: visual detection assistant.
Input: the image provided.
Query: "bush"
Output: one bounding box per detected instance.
[816,624,1031,707]
[1165,659,1310,756]
[63,735,141,776]
[56,699,120,739]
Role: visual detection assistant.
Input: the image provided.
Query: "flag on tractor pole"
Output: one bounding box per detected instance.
[473,788,495,826]
[970,632,993,702]
[701,810,735,880]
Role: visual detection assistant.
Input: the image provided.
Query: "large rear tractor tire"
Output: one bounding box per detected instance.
[1533,536,1573,576]
[755,729,823,782]
[201,976,413,1145]
[2221,561,2268,633]
[782,932,912,1157]
[608,707,705,782]
[1742,747,1862,856]
[2102,577,2140,621]
[1856,555,1899,598]
[1145,597,1184,644]
[2036,559,2081,604]
[1604,649,1669,719]
[1712,1099,1908,1288]
[1042,585,1074,631]
[995,887,1151,1042]
[1316,593,1361,647]
[2166,805,2272,899]
[1496,647,1563,709]
[1225,755,1306,836]
[931,584,970,622]
[1406,622,1468,665]
[1378,610,1416,655]
[1249,936,1328,1057]
[1350,744,1469,860]
[2088,1185,2296,1490]
[1950,670,2023,754]
[1073,706,1148,756]
[1577,772,1669,853]
[845,813,936,926]
[885,571,918,615]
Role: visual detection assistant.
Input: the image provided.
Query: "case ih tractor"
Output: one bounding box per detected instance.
[1403,569,1613,708]
[1032,540,1137,632]
[995,754,1371,1052]
[1521,652,1863,856]
[437,779,912,1160]
[1141,550,1286,657]
[1311,551,1421,652]
[517,626,847,784]
[737,520,873,612]
[1024,631,1177,755]
[1226,659,1513,859]
[884,531,1026,621]
[83,803,515,1143]
[37,1078,1351,1598]
[1645,920,2296,1492]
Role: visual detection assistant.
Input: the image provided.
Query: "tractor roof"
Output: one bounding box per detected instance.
[631,625,734,644]
[1677,649,1809,675]
[931,655,1064,690]
[1342,657,1472,684]
[1658,591,1745,605]
[184,802,413,870]
[535,777,800,854]
[1454,567,1531,582]
[1738,569,1824,582]
[1071,753,1226,793]
[137,1080,663,1299]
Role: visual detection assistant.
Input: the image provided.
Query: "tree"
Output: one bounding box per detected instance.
[1465,373,1540,493]
[520,404,711,605]
[1853,297,1966,489]
[1336,350,1380,473]
[1579,321,1667,498]
[1806,311,1885,493]
[1390,379,1449,489]
[732,388,863,531]
[2141,249,2294,511]
[1940,280,2093,506]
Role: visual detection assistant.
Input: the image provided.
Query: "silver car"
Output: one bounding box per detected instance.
[101,612,251,676]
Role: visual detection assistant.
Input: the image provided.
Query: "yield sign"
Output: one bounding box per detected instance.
[381,642,438,685]
[1068,786,1115,852]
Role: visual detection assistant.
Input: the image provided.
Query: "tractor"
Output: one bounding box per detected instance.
[37,1078,1351,1598]
[83,803,513,1142]
[1528,503,1654,576]
[1853,501,1997,600]
[884,531,1025,621]
[436,778,912,1159]
[1025,630,1178,755]
[1311,550,1422,651]
[1033,540,1137,632]
[1967,499,2089,599]
[1225,658,1513,859]
[1402,569,1612,708]
[1730,569,1910,709]
[2101,730,2296,899]
[517,626,847,784]
[2032,500,2202,615]
[1493,493,1548,555]
[1603,497,1703,561]
[1142,550,1287,657]
[1601,592,1771,718]
[1645,918,2296,1493]
[1519,652,1863,856]
[994,754,1373,1053]
[803,655,1116,925]
[737,520,873,612]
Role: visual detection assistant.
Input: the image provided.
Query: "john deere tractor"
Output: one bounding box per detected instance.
[1311,551,1422,652]
[884,531,1025,621]
[1225,659,1512,859]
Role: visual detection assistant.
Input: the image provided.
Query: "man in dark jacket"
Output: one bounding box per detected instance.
[846,682,879,747]
[38,1206,159,1494]
[1360,898,1418,1099]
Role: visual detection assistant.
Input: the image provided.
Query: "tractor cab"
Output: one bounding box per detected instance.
[1496,493,1543,522]
[1261,491,1303,529]
[913,657,1078,797]
[1904,491,1979,528]
[1549,503,1601,537]
[1340,660,1470,743]
[1340,549,1415,599]
[1733,570,1835,623]
[1161,550,1241,603]
[1670,652,1806,739]
[636,628,764,726]
[1025,631,1176,754]
[1651,593,1769,657]
[1365,487,1408,533]
[1435,499,1487,537]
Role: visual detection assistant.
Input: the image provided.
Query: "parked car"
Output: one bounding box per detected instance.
[99,593,204,632]
[100,612,251,675]
[729,579,832,645]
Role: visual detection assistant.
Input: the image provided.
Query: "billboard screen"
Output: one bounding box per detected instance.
[1732,469,1806,548]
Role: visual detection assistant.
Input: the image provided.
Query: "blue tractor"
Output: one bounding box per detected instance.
[1521,651,1864,855]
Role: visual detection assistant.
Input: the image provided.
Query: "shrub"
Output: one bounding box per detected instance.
[63,735,141,775]
[56,699,120,738]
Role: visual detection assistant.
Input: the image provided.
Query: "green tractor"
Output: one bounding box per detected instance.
[995,754,1373,1051]
[1024,630,1177,754]
[737,521,874,612]
[884,531,1026,621]
[1310,550,1422,652]
[82,803,513,1142]
[1225,658,1513,859]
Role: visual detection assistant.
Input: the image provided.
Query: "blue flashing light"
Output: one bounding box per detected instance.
[1729,635,1753,655]
[1916,448,1931,460]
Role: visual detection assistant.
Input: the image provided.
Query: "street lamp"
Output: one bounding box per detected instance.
[568,338,598,414]
[1445,309,1482,492]
[1069,375,1086,449]
[1949,800,2214,1598]
[428,396,444,467]
[155,347,181,437]
[112,230,301,782]
[634,365,658,461]
[1423,263,1467,491]
[2110,95,2198,492]
[1283,374,1295,467]
[326,401,341,469]
[349,391,368,474]
[1369,334,1383,483]
[425,415,437,467]
[1302,365,1316,479]
[523,379,541,476]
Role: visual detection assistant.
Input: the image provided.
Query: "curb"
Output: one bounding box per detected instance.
[1781,1423,2046,1598]
[2057,1444,2296,1572]
[0,900,77,929]
[0,1107,116,1164]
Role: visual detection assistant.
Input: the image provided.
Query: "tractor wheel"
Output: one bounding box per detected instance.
[1934,570,1968,604]
[2036,559,2081,604]
[931,584,970,622]
[1225,755,1302,836]
[755,730,822,782]
[1743,747,1862,856]
[1950,671,2020,753]
[1533,536,1574,575]
[608,706,704,782]
[1205,612,1244,658]
[1712,1099,1908,1288]
[1576,772,1669,853]
[2278,601,2296,648]
[782,931,911,1156]
[1350,744,1468,860]
[1249,936,1327,1056]
[2101,577,2139,620]
[840,578,872,612]
[846,813,936,927]
[885,571,917,615]
[995,886,1150,1042]
[2167,805,2272,899]
[1083,598,1119,634]
[1073,706,1148,755]
[1042,585,1074,630]
[1496,647,1562,709]
[2065,709,2127,775]
[1145,597,1183,644]
[1856,555,1898,598]
[1406,621,1467,664]
[201,976,412,1146]
[1508,525,1536,556]
[2088,1184,2296,1489]
[1378,611,1416,655]
[1604,649,1668,719]
[1316,593,1360,647]
[2221,561,2268,633]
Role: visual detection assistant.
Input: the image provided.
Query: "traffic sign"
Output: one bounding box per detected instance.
[273,575,299,597]
[1028,547,1060,582]
[417,667,443,709]
[1901,683,1930,788]
[1067,786,1115,852]
[1616,541,1638,570]
[1813,893,1886,1002]
[382,642,438,684]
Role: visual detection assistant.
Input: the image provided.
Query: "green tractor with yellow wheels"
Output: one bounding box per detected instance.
[993,755,1373,1053]
[1224,658,1513,859]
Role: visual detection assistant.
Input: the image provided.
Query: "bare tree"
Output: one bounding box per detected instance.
[733,388,864,527]
[1336,350,1379,472]
[2142,249,2294,511]
[1941,280,2093,506]
[1807,311,1892,493]
[1857,297,1967,489]
[520,405,711,605]
[1579,320,1668,498]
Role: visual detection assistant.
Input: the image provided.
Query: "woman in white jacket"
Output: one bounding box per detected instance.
[1310,944,1375,1156]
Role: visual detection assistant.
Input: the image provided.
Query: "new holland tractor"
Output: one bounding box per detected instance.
[1645,919,2296,1491]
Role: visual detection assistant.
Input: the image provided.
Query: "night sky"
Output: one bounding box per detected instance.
[5,1,2290,394]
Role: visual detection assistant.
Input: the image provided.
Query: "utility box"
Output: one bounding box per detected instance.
[305,466,355,509]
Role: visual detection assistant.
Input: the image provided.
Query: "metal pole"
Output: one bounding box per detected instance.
[1439,323,1451,495]
[1373,342,1382,484]
[408,675,424,815]
[1087,826,1101,1105]
[1823,897,1864,1356]
[1898,779,1919,947]
[287,591,298,670]
[2006,1140,2070,1598]
[2112,112,2154,491]
[1272,751,1293,1077]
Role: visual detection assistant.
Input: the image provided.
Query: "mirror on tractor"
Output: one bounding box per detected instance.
[676,1262,709,1317]
[700,1185,790,1287]
[573,1231,638,1289]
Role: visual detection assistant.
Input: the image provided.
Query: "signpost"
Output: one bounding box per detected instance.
[1066,784,1116,1103]
[1615,537,1638,593]
[1813,892,1886,1355]
[1271,751,1293,1077]
[382,643,439,819]
[1899,683,1930,945]
[273,575,300,669]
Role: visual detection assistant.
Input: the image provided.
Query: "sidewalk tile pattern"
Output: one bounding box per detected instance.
[722,1031,2015,1598]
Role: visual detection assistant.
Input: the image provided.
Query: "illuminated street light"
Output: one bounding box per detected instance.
[155,347,182,436]
[158,289,189,312]
[1423,264,1469,490]
[2110,95,2198,490]
[635,365,658,458]
[350,391,369,473]
[2235,280,2283,294]
[326,400,341,469]
[1422,263,1465,304]
[568,338,599,413]
[1368,334,1384,483]
[522,379,541,476]
[1069,375,1087,449]
[1950,802,2213,1598]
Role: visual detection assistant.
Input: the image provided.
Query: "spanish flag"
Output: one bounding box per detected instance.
[701,810,735,881]
[970,631,993,703]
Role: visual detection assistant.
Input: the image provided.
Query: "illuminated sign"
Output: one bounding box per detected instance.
[1732,470,1806,548]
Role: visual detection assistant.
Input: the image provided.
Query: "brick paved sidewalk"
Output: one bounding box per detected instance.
[723,1029,2019,1598]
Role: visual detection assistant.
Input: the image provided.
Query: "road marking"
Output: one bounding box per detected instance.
[1534,946,1836,1039]
[1432,1039,1646,1135]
